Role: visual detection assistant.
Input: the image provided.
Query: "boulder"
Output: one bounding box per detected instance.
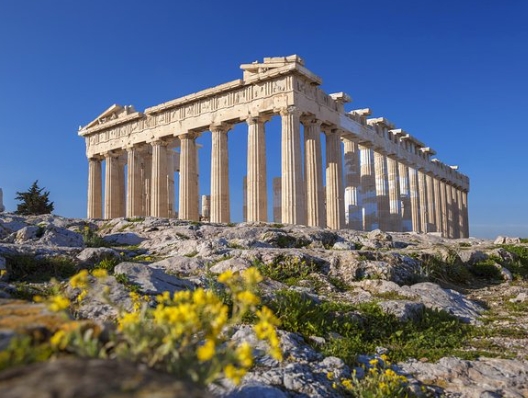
[39,226,84,247]
[0,358,209,398]
[378,300,425,322]
[14,226,40,243]
[151,255,206,276]
[494,236,521,245]
[76,247,122,267]
[103,232,144,246]
[114,262,195,296]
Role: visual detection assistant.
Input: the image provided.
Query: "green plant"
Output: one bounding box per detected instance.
[256,256,321,285]
[81,226,110,248]
[94,257,120,273]
[3,268,282,386]
[125,217,145,223]
[500,245,528,278]
[4,254,77,282]
[14,180,54,215]
[470,260,502,280]
[184,251,199,258]
[418,251,472,284]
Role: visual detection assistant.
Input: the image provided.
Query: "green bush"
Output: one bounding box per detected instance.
[267,289,471,365]
[4,254,77,282]
[255,256,321,285]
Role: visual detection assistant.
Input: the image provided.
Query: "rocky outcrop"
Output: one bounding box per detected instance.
[1,213,527,397]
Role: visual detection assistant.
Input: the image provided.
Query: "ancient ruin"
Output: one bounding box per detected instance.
[78,55,469,238]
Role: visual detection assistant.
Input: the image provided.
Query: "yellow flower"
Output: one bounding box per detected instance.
[236,290,260,306]
[77,289,88,303]
[224,364,247,385]
[197,339,216,362]
[48,295,70,312]
[118,311,140,331]
[69,270,89,289]
[92,268,108,279]
[242,267,263,285]
[327,371,334,380]
[380,353,390,363]
[218,269,234,284]
[342,378,353,390]
[236,342,253,368]
[369,358,379,367]
[50,330,67,349]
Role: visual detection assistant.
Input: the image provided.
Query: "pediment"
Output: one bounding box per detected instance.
[82,104,138,130]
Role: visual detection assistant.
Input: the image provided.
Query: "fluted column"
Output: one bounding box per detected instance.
[387,157,402,231]
[167,149,176,218]
[142,150,152,217]
[280,106,305,225]
[343,138,362,230]
[302,117,324,227]
[374,151,390,231]
[461,190,469,238]
[398,163,412,232]
[360,144,377,231]
[246,116,268,222]
[150,140,169,217]
[417,170,428,232]
[178,133,199,220]
[87,156,103,219]
[433,177,444,236]
[408,167,422,233]
[104,151,124,219]
[426,174,436,232]
[446,183,455,238]
[210,123,231,223]
[126,146,143,218]
[325,128,344,230]
[456,188,463,239]
[440,180,449,237]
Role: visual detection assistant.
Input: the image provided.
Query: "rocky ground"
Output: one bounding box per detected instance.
[0,213,527,397]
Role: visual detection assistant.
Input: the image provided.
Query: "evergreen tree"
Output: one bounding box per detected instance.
[15,180,54,215]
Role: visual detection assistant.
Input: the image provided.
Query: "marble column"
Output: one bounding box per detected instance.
[417,170,428,232]
[325,128,344,230]
[446,183,455,238]
[374,151,390,231]
[343,138,362,230]
[126,146,143,218]
[426,174,436,232]
[87,156,103,219]
[302,117,324,227]
[104,151,124,219]
[201,194,210,221]
[210,123,231,223]
[167,148,175,218]
[142,150,152,217]
[280,106,305,225]
[360,144,377,231]
[179,133,199,221]
[440,180,449,237]
[273,177,282,223]
[246,116,268,222]
[387,157,402,232]
[398,163,413,232]
[408,167,422,233]
[433,177,444,236]
[150,140,169,218]
[454,187,462,238]
[461,190,469,238]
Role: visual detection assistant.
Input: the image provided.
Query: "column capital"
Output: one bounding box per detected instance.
[88,154,104,162]
[209,122,233,134]
[279,105,301,117]
[246,114,272,125]
[300,115,322,128]
[178,131,200,141]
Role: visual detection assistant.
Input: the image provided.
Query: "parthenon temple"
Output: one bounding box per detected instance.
[79,55,469,238]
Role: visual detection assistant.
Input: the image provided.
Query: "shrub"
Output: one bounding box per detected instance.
[14,180,54,215]
[2,268,282,387]
[255,256,321,285]
[4,254,77,282]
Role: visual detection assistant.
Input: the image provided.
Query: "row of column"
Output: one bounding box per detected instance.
[86,107,468,238]
[341,140,469,238]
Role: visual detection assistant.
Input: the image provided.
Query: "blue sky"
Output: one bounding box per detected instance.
[1,0,527,239]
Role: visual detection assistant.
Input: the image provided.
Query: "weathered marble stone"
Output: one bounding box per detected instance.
[113,262,195,296]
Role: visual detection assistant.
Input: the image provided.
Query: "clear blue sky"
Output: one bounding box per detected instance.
[1,0,527,239]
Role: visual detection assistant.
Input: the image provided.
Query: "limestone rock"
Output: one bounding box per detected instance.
[406,282,484,323]
[103,232,144,246]
[494,235,521,245]
[150,255,206,276]
[39,225,84,247]
[76,247,122,267]
[0,358,209,398]
[114,262,195,296]
[399,356,528,398]
[378,300,425,322]
[209,257,252,274]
